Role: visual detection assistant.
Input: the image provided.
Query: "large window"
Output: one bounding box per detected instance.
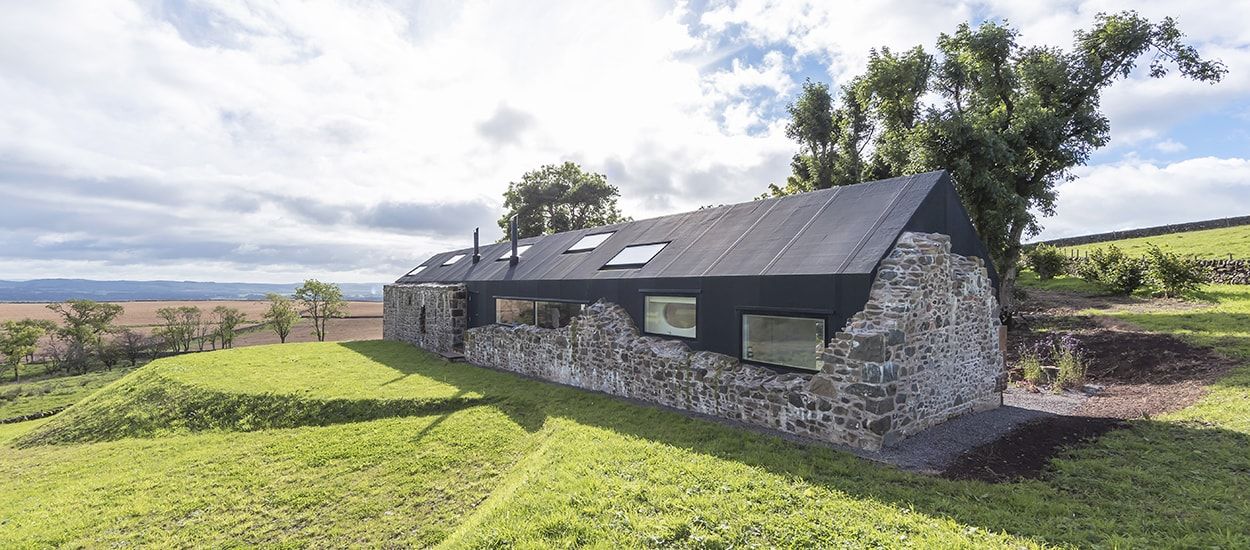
[566,232,614,253]
[496,299,536,325]
[406,264,428,276]
[536,301,583,329]
[441,253,467,266]
[495,298,584,328]
[741,314,826,371]
[602,242,668,269]
[644,295,697,338]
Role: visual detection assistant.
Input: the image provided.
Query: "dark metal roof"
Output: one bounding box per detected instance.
[397,171,960,283]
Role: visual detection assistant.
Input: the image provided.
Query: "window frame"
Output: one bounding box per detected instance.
[565,231,615,253]
[493,296,587,328]
[441,253,467,266]
[737,310,830,372]
[641,293,699,340]
[496,244,533,261]
[600,241,671,270]
[405,264,429,276]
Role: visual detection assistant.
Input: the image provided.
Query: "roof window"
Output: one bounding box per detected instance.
[602,242,668,269]
[566,232,614,253]
[441,253,466,266]
[497,244,533,261]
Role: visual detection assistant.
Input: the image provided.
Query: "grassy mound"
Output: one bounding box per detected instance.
[2,337,1249,547]
[1063,224,1250,258]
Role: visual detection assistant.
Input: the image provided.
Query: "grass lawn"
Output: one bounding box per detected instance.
[3,306,1250,546]
[1016,270,1107,295]
[0,367,135,420]
[1062,224,1250,258]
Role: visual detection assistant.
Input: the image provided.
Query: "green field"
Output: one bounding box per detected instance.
[0,367,134,420]
[2,297,1250,546]
[1061,224,1250,258]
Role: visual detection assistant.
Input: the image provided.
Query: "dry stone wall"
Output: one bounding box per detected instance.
[383,283,467,353]
[462,232,1003,450]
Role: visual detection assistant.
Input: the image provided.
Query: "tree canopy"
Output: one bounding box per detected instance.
[498,162,629,239]
[294,280,345,342]
[772,11,1226,316]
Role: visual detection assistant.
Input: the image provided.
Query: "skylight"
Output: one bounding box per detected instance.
[497,244,533,260]
[406,265,428,276]
[441,253,466,266]
[566,232,614,253]
[602,242,668,269]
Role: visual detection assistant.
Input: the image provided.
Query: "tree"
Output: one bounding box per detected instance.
[774,12,1225,320]
[1,319,47,381]
[294,281,346,342]
[45,300,124,373]
[212,306,248,349]
[498,162,630,239]
[116,329,150,366]
[263,293,300,344]
[155,306,200,353]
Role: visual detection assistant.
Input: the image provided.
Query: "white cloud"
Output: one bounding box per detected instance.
[0,0,1246,282]
[1154,139,1188,153]
[1037,156,1250,240]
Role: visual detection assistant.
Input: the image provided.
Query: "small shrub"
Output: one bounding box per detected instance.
[1145,244,1209,298]
[1080,245,1147,295]
[1016,344,1044,385]
[1025,244,1068,280]
[1051,334,1087,391]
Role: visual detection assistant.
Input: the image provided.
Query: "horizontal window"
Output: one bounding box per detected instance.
[406,265,428,276]
[566,232,614,253]
[497,244,532,261]
[741,314,826,371]
[644,295,696,338]
[602,242,668,269]
[536,300,583,329]
[495,299,535,326]
[441,253,467,266]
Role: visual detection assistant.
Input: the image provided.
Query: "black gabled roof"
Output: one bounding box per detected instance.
[397,170,969,284]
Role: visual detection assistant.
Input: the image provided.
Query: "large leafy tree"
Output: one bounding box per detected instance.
[1,319,47,381]
[294,280,346,342]
[499,162,629,239]
[46,300,124,372]
[774,12,1225,318]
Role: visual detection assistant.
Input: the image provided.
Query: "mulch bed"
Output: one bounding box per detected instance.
[941,416,1127,482]
[946,288,1241,483]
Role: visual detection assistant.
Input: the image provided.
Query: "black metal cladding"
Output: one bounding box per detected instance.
[395,171,996,366]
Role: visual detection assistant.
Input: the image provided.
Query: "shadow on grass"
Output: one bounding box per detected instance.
[340,341,1250,548]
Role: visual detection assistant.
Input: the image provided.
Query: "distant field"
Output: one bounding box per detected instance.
[1061,224,1250,259]
[0,300,383,352]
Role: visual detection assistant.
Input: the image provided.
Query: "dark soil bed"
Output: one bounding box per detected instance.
[942,416,1127,483]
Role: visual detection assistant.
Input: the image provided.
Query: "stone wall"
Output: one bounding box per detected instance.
[1065,256,1250,285]
[464,232,1003,450]
[383,283,467,353]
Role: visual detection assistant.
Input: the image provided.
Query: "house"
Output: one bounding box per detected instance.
[384,170,1004,450]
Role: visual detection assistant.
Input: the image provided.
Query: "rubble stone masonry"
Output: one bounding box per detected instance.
[440,232,1003,450]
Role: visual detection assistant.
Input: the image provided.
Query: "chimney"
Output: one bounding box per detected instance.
[472,228,481,263]
[509,216,519,266]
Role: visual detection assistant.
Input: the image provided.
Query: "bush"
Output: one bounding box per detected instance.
[1051,334,1087,392]
[1145,244,1209,298]
[1025,244,1068,280]
[1078,245,1147,295]
[1016,344,1044,385]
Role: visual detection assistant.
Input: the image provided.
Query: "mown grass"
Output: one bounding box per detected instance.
[1062,224,1250,259]
[0,367,134,420]
[1016,270,1107,295]
[3,326,1250,547]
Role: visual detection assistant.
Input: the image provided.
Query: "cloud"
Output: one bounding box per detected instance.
[1154,139,1188,153]
[1037,156,1250,240]
[0,0,1246,282]
[476,104,536,146]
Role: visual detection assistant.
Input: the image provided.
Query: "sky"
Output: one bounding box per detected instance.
[2,0,1248,283]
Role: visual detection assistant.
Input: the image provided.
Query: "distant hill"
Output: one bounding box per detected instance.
[0,279,385,302]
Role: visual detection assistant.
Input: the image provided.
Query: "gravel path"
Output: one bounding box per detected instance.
[848,388,1092,473]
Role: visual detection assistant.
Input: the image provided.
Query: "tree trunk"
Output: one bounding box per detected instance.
[995,222,1028,327]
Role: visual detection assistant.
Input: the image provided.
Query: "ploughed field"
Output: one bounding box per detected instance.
[0,300,383,351]
[3,278,1250,548]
